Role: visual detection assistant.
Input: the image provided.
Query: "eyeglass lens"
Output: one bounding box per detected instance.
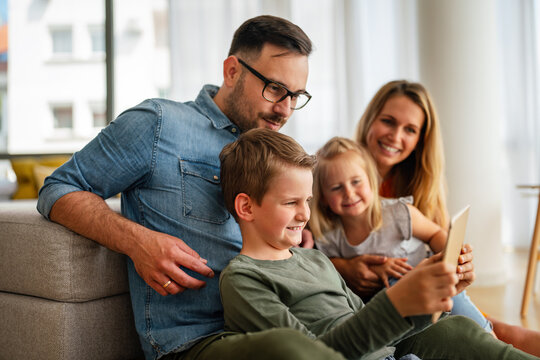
[262,83,309,110]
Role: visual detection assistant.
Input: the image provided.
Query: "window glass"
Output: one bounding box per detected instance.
[52,105,73,129]
[6,0,106,154]
[89,25,105,54]
[51,27,73,55]
[90,102,107,128]
[3,0,171,155]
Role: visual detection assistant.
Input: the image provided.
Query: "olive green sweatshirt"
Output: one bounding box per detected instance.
[219,248,433,360]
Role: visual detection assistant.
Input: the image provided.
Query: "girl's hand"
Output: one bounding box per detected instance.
[371,257,412,288]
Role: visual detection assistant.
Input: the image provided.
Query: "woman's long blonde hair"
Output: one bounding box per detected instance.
[310,137,383,241]
[356,80,448,228]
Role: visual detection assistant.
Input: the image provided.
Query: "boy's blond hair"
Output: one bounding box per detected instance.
[219,128,316,221]
[310,137,383,241]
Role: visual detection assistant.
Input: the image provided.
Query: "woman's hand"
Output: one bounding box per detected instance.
[456,243,475,293]
[330,255,387,298]
[298,229,315,249]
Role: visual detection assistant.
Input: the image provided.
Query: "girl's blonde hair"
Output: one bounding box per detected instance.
[310,137,383,241]
[355,80,448,228]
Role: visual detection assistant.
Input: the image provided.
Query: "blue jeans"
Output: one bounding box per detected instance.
[451,290,493,332]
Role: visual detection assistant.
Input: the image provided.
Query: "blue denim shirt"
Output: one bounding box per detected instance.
[37,85,243,359]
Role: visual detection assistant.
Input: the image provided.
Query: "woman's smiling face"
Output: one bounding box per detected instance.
[365,95,425,178]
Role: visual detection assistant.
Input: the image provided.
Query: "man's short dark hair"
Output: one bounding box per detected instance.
[228,15,312,59]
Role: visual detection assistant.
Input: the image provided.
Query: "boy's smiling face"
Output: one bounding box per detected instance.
[248,165,313,259]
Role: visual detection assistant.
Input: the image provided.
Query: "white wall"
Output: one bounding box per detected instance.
[417,0,507,285]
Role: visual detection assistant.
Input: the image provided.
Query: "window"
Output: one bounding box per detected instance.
[51,105,73,129]
[50,27,73,55]
[90,102,106,128]
[89,25,105,54]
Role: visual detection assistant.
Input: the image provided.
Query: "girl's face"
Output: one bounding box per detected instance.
[365,95,425,178]
[321,151,373,220]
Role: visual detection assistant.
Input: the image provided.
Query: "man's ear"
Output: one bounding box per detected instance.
[222,55,242,88]
[235,193,254,221]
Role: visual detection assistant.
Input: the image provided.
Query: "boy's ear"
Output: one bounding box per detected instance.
[222,56,242,88]
[235,193,254,221]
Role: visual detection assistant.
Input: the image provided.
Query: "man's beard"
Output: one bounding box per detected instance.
[224,76,286,132]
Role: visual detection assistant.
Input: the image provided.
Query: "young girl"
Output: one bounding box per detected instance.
[310,136,493,333]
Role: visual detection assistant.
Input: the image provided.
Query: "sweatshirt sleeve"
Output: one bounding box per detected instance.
[317,289,414,358]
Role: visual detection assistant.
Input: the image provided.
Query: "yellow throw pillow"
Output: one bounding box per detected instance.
[10,158,38,199]
[10,156,70,199]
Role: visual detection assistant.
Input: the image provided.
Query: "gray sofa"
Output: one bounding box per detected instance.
[0,200,144,360]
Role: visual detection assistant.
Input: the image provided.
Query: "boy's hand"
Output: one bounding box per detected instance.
[386,253,459,318]
[371,257,413,288]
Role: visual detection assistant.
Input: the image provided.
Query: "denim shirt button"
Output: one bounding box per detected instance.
[231,127,237,133]
[213,175,218,180]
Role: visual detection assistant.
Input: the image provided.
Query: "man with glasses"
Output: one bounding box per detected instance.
[38,15,345,360]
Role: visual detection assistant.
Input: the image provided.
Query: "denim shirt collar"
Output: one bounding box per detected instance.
[195,84,235,130]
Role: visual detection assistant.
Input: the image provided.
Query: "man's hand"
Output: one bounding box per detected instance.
[370,257,412,288]
[130,228,215,296]
[330,255,387,298]
[386,253,459,317]
[49,191,214,297]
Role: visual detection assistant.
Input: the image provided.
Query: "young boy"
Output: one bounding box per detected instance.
[218,128,538,360]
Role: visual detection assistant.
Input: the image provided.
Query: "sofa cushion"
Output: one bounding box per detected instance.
[0,292,143,360]
[0,199,129,302]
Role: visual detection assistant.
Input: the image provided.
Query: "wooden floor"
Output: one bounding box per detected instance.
[467,248,539,331]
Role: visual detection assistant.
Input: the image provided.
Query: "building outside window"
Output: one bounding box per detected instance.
[5,0,169,155]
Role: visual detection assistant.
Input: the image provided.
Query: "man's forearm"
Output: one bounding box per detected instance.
[49,191,213,295]
[49,191,146,257]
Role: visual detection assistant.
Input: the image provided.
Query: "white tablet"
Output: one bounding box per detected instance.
[432,205,471,322]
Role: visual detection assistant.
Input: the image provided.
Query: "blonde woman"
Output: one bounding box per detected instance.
[356,80,447,228]
[331,79,539,356]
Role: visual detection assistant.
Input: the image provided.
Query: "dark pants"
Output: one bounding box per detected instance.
[163,328,346,360]
[395,316,539,360]
[164,316,539,360]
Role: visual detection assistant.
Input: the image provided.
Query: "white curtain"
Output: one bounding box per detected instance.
[168,0,540,248]
[499,0,540,248]
[169,0,419,153]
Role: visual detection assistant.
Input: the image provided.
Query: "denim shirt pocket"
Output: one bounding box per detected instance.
[179,159,230,224]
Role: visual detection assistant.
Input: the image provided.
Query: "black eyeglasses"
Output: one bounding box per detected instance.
[237,58,312,110]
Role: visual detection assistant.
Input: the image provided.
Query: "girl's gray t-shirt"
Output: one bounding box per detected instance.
[316,197,429,267]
